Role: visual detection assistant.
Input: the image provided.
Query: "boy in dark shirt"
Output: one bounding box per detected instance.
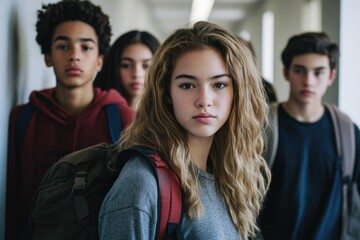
[259,32,360,240]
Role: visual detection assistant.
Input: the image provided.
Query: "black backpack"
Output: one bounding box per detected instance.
[27,143,182,240]
[264,103,360,240]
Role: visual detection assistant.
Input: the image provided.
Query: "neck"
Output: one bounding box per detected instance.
[55,85,94,116]
[128,96,140,110]
[282,100,324,122]
[188,136,213,172]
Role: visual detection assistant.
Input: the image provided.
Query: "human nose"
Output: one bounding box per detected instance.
[304,72,316,86]
[68,46,80,62]
[132,64,145,79]
[196,87,213,108]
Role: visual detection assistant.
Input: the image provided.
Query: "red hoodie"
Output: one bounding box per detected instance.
[6,87,134,240]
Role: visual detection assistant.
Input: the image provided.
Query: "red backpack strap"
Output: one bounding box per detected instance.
[149,154,182,240]
[128,146,182,239]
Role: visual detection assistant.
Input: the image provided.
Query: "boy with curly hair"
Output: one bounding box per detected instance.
[6,1,134,239]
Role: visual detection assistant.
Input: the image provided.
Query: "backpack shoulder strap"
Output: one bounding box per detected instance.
[130,146,182,240]
[150,153,182,239]
[15,102,35,165]
[104,103,122,144]
[325,104,356,181]
[325,104,358,239]
[264,102,279,169]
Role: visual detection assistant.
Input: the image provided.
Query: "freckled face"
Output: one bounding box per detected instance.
[170,48,233,140]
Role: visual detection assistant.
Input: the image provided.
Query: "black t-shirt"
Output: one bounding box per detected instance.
[260,104,350,240]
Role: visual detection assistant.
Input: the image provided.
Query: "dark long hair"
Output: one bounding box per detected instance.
[93,30,160,102]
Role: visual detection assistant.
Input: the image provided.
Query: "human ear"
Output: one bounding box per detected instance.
[44,54,53,67]
[283,67,290,81]
[96,55,104,72]
[328,69,337,86]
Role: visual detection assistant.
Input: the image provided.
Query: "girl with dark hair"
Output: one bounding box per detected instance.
[94,30,160,109]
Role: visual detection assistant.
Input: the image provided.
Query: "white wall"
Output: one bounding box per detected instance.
[237,0,303,102]
[321,0,340,104]
[93,0,166,42]
[16,0,57,104]
[339,0,360,127]
[0,0,57,238]
[0,1,14,238]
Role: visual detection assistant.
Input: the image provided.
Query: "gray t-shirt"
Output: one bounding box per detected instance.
[99,155,240,240]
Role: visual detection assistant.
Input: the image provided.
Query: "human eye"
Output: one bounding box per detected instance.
[314,69,325,77]
[120,62,132,69]
[55,44,68,51]
[179,83,194,89]
[293,67,305,75]
[82,45,93,52]
[213,82,227,89]
[143,63,150,70]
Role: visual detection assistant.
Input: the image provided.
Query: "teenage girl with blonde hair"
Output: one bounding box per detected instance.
[99,21,271,240]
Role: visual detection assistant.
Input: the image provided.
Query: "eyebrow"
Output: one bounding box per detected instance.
[120,57,152,62]
[292,64,327,71]
[53,35,97,45]
[174,73,230,80]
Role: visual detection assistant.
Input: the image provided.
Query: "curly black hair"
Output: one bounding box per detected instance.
[35,0,112,55]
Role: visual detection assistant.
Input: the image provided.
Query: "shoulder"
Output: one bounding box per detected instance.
[9,102,35,128]
[101,154,158,212]
[324,104,352,122]
[94,89,134,125]
[95,88,127,105]
[10,104,25,119]
[99,153,159,240]
[324,104,357,134]
[29,88,54,102]
[118,154,157,188]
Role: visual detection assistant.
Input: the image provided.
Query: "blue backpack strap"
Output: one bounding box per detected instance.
[129,146,182,240]
[104,104,122,143]
[15,102,34,165]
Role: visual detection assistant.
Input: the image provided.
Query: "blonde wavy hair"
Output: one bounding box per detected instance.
[114,21,271,239]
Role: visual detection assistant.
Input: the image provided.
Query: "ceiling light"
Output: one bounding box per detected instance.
[210,8,245,21]
[189,0,215,23]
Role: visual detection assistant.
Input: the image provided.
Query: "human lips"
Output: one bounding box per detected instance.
[130,82,143,90]
[65,67,83,75]
[193,113,216,123]
[300,89,314,96]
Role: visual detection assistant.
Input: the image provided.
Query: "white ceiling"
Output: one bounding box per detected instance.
[144,0,263,36]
